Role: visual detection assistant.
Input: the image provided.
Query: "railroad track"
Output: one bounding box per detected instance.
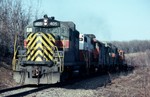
[0,84,58,97]
[0,77,89,97]
[0,74,87,97]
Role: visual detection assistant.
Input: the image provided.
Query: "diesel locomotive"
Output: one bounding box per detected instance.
[12,15,125,85]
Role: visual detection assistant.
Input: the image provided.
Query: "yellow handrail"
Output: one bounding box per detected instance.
[12,33,18,71]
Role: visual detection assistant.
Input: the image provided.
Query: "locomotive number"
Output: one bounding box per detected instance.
[49,22,59,26]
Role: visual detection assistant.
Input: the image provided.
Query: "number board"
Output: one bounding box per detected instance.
[34,22,43,26]
[49,21,60,27]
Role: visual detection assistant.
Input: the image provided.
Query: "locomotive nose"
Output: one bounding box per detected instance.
[26,32,55,62]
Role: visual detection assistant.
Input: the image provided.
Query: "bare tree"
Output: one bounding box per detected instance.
[111,40,150,54]
[0,0,32,58]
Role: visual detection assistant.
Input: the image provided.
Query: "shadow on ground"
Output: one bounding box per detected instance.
[64,65,134,90]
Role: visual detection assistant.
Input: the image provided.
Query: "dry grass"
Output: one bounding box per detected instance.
[96,50,150,97]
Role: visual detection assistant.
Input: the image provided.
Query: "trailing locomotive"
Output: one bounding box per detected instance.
[12,15,126,85]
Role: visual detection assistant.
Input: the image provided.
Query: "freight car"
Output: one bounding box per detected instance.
[12,15,126,85]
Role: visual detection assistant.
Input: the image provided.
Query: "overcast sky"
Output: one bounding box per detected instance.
[25,0,150,41]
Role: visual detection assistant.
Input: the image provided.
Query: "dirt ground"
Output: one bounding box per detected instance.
[0,62,17,89]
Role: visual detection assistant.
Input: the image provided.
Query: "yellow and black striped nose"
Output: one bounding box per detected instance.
[26,32,55,62]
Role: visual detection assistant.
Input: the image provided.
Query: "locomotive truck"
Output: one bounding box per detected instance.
[12,15,125,85]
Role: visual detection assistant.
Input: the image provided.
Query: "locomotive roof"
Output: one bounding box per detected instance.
[32,15,77,32]
[60,21,76,31]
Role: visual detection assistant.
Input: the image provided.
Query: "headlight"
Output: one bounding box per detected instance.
[44,19,48,26]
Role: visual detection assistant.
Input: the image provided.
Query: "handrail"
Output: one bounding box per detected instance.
[12,33,18,71]
[54,46,64,73]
